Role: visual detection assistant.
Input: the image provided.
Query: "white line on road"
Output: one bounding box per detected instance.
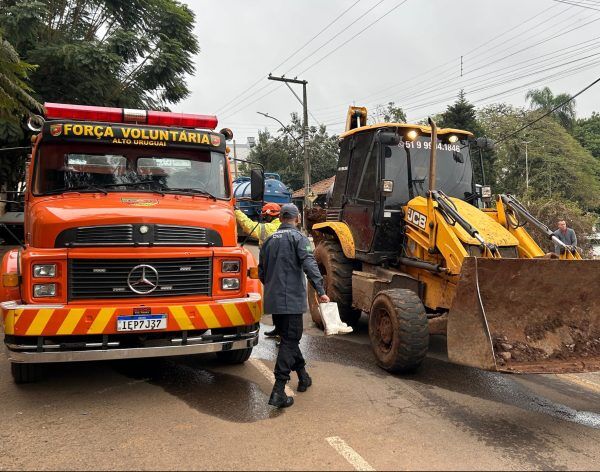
[326,436,375,471]
[248,358,295,397]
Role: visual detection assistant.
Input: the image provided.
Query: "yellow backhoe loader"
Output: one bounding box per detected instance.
[309,106,599,374]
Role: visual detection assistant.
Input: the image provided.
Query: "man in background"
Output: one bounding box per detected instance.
[554,219,577,254]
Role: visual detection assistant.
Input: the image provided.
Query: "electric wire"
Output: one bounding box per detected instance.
[316,5,596,122]
[214,0,365,115]
[495,74,600,144]
[312,2,567,114]
[223,0,412,121]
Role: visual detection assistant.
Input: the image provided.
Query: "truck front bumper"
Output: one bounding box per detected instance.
[6,329,258,363]
[1,293,262,363]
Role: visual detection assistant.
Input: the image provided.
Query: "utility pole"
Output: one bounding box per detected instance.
[523,141,530,191]
[268,74,311,229]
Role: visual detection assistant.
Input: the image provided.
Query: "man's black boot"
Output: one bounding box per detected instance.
[268,380,294,408]
[264,328,279,338]
[297,368,312,392]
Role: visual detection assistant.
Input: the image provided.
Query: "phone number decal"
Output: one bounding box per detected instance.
[401,141,461,152]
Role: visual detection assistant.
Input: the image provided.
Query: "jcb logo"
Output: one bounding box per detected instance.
[407,208,427,230]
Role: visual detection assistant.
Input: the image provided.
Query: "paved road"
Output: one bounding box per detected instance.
[1,243,599,470]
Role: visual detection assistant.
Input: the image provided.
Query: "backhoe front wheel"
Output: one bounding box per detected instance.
[308,239,361,329]
[369,289,429,373]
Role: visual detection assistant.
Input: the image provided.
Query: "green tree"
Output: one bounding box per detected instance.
[525,86,576,131]
[477,103,600,210]
[438,90,492,185]
[0,33,42,124]
[0,0,198,109]
[0,33,42,197]
[438,90,483,135]
[247,113,339,192]
[574,112,600,159]
[379,101,406,123]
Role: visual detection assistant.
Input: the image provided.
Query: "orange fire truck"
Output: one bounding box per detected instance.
[0,103,264,383]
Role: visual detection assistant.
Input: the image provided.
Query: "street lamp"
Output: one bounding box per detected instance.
[256,112,303,148]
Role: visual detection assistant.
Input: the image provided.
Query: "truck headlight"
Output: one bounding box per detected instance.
[33,283,56,297]
[221,278,240,290]
[221,260,240,273]
[33,264,57,278]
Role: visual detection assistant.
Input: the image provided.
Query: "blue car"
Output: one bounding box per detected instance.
[233,173,292,218]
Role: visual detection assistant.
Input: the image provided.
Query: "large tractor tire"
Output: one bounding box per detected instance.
[11,363,42,384]
[216,347,253,364]
[368,289,429,373]
[308,240,361,329]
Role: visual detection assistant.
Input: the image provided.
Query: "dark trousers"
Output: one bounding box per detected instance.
[271,314,281,332]
[274,314,305,381]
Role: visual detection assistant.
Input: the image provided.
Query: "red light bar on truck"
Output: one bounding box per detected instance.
[44,103,218,130]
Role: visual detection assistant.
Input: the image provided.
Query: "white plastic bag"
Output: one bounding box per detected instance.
[318,302,353,336]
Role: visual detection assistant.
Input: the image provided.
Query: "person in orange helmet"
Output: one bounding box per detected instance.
[235,202,282,247]
[235,202,283,338]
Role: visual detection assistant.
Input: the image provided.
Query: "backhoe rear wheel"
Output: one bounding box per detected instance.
[308,240,361,329]
[369,289,429,373]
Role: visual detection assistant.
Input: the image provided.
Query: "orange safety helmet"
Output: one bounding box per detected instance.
[262,202,281,217]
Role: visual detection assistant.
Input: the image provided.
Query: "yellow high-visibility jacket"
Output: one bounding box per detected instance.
[235,210,281,247]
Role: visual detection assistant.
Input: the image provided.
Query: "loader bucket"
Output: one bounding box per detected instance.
[446,257,600,374]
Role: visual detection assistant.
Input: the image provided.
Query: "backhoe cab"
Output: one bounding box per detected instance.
[310,106,599,375]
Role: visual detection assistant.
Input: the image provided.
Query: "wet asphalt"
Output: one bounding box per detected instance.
[0,244,599,470]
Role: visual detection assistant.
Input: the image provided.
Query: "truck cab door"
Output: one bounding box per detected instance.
[342,132,379,253]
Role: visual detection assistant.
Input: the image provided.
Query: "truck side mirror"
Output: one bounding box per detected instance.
[250,168,265,201]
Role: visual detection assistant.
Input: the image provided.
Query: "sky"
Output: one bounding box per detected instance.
[180,0,600,143]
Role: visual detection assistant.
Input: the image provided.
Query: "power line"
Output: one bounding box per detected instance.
[297,0,410,75]
[317,6,599,122]
[274,0,364,72]
[312,3,568,114]
[215,0,365,115]
[282,0,389,74]
[552,0,600,11]
[496,75,600,144]
[223,0,410,121]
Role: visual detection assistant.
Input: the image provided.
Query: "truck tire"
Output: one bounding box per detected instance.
[308,240,360,329]
[11,363,42,384]
[368,289,429,373]
[216,347,253,364]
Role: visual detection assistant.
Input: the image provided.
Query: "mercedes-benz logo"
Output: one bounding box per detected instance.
[127,264,159,294]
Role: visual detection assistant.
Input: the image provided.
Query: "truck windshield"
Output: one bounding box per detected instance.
[384,136,473,207]
[32,143,230,198]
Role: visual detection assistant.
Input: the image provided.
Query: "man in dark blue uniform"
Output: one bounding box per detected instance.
[259,203,329,408]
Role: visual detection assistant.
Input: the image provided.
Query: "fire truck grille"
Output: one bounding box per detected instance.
[154,225,208,243]
[68,258,212,300]
[77,225,134,243]
[56,225,222,247]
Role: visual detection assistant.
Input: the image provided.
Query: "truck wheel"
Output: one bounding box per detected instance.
[216,347,253,364]
[11,363,42,384]
[309,240,360,328]
[368,289,429,373]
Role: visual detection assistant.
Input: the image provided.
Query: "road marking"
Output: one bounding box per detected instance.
[326,436,375,471]
[558,374,600,394]
[248,358,295,397]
